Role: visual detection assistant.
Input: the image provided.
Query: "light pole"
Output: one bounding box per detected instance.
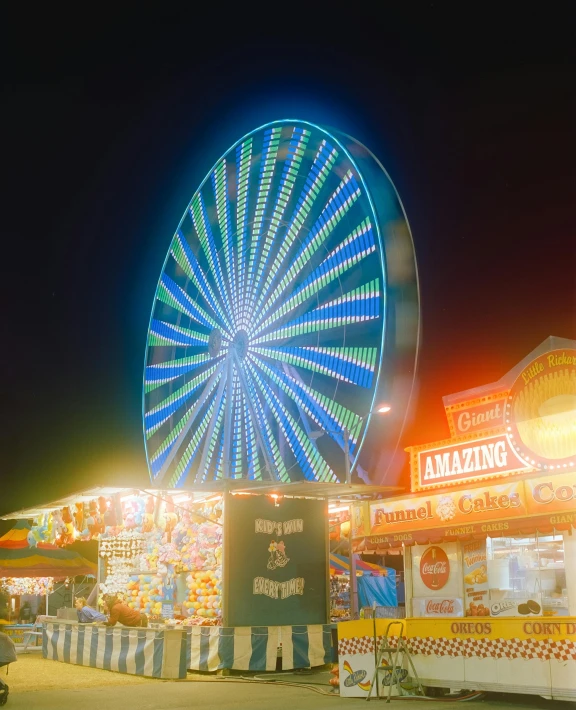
[310,404,391,619]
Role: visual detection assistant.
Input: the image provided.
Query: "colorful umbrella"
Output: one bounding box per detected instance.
[0,520,96,578]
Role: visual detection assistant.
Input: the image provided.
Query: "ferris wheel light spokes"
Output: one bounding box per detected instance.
[245,126,311,319]
[211,159,238,325]
[250,170,361,334]
[252,279,380,345]
[251,140,339,321]
[251,217,376,340]
[251,345,377,388]
[170,231,234,334]
[144,352,211,392]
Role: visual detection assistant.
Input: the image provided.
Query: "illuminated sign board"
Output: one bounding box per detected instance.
[367,473,576,541]
[446,397,507,438]
[506,349,576,468]
[415,434,530,490]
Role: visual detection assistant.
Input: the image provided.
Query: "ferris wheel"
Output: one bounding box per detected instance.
[143,120,419,487]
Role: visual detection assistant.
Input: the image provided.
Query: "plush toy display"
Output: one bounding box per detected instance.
[29,491,226,625]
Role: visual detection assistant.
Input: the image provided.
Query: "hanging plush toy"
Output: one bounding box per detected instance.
[58,507,75,545]
[35,514,49,542]
[52,509,66,538]
[46,512,55,543]
[164,500,178,540]
[124,502,136,530]
[98,496,108,518]
[87,500,98,537]
[73,502,84,533]
[142,496,155,533]
[134,498,145,530]
[94,497,107,535]
[77,503,91,538]
[104,498,117,529]
[52,509,66,546]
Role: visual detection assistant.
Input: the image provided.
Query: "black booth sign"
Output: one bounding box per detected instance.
[226,496,328,626]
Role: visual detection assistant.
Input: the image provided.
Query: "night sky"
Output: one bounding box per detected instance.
[1,7,574,519]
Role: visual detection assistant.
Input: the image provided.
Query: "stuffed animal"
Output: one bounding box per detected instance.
[57,507,75,545]
[46,512,54,543]
[87,500,98,537]
[52,509,66,539]
[104,499,117,528]
[134,498,145,529]
[124,503,136,530]
[35,514,49,542]
[164,500,178,539]
[142,496,155,533]
[98,496,108,517]
[88,499,105,536]
[73,502,84,532]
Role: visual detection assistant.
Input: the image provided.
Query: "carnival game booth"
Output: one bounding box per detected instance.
[2,480,397,678]
[340,336,576,701]
[329,553,397,622]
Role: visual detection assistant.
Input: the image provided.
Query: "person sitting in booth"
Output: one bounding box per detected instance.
[103,595,148,628]
[74,597,107,624]
[18,602,31,624]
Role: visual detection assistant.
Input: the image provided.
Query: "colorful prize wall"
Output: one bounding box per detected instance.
[7,489,223,627]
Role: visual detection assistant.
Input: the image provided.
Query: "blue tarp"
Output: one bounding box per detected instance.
[357,571,398,608]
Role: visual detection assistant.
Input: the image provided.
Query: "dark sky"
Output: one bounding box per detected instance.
[1,7,574,517]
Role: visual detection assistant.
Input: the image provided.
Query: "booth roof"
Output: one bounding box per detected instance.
[1,481,403,521]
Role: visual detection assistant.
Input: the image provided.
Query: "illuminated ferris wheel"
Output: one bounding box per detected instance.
[143,120,419,487]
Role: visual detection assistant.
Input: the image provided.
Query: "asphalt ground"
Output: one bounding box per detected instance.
[1,653,572,710]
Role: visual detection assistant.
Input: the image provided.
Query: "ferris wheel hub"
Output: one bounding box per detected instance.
[208,329,222,357]
[232,330,249,360]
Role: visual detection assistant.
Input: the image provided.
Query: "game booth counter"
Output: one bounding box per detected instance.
[339,336,576,701]
[2,479,399,680]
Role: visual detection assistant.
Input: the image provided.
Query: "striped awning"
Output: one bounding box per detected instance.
[0,520,96,578]
[329,552,388,575]
[352,512,576,553]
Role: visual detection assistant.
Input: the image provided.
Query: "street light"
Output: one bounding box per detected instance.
[310,405,391,618]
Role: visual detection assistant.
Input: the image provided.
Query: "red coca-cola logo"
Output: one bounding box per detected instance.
[426,599,455,614]
[420,546,450,590]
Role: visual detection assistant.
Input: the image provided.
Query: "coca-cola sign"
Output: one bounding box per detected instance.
[427,599,454,614]
[414,597,463,618]
[420,546,450,590]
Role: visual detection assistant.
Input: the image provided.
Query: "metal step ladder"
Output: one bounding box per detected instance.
[366,621,424,702]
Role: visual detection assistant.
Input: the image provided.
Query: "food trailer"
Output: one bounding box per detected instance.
[340,336,576,700]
